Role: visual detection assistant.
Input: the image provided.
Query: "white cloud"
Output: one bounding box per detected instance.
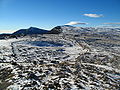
[83,14,103,18]
[65,21,88,25]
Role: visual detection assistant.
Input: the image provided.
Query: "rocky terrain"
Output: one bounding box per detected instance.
[0,26,120,90]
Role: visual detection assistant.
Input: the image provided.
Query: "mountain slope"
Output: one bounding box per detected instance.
[51,25,120,35]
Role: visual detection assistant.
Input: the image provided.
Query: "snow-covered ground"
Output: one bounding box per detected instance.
[0,34,120,90]
[0,35,86,62]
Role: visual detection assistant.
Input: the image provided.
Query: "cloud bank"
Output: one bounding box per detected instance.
[0,30,15,34]
[103,23,120,25]
[97,22,120,28]
[65,21,87,25]
[83,14,103,18]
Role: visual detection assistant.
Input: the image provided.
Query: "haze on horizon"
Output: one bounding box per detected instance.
[0,0,120,33]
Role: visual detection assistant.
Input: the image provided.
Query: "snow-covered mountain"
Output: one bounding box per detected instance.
[0,25,120,41]
[51,25,120,35]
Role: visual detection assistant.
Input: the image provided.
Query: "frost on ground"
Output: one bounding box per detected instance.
[0,34,120,90]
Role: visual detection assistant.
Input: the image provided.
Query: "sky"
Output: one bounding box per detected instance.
[0,0,120,33]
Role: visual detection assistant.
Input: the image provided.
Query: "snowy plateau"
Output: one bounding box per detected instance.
[0,26,120,90]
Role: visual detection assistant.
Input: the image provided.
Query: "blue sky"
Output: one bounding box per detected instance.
[0,0,120,33]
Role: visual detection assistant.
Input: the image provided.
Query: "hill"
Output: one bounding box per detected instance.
[13,27,49,35]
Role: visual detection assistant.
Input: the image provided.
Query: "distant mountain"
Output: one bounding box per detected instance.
[0,33,17,39]
[13,27,49,35]
[1,26,120,38]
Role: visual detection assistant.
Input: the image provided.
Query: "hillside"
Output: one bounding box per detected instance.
[0,26,120,89]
